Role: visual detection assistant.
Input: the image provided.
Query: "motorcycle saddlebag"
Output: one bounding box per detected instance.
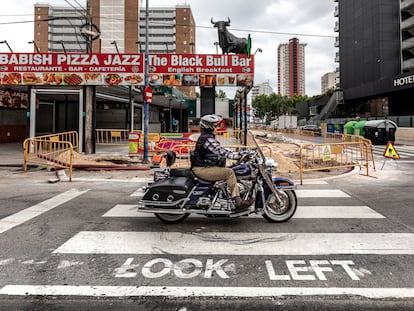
[142,176,196,202]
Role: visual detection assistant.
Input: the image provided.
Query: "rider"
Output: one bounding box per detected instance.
[191,114,254,212]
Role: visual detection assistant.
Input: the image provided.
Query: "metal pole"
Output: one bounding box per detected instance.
[143,0,150,162]
[169,98,173,132]
[244,87,248,146]
[129,86,134,131]
[180,101,182,132]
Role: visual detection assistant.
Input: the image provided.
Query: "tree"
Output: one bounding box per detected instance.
[252,93,304,124]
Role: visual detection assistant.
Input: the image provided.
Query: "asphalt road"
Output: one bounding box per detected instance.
[0,144,413,310]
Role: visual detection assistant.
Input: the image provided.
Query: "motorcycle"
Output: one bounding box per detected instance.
[137,138,297,224]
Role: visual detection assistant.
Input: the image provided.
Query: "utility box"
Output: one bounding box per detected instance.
[278,115,297,129]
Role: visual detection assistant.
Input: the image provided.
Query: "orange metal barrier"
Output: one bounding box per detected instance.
[96,129,131,145]
[23,137,74,181]
[299,141,372,185]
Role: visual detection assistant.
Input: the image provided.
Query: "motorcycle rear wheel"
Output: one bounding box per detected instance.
[155,213,190,224]
[262,190,297,223]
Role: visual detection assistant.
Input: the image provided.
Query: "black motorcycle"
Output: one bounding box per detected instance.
[137,138,297,224]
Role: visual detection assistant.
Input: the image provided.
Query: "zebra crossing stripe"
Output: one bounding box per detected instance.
[0,189,89,234]
[102,204,384,219]
[53,231,414,255]
[296,189,350,198]
[1,285,413,298]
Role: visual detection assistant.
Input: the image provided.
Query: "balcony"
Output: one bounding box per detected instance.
[401,0,414,12]
[401,15,414,32]
[403,58,414,71]
[402,37,414,50]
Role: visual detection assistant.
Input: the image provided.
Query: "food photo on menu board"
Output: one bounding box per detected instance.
[216,74,236,86]
[198,74,216,87]
[63,73,84,85]
[149,74,163,86]
[0,89,28,109]
[1,73,22,85]
[182,74,199,86]
[163,74,181,86]
[123,73,144,85]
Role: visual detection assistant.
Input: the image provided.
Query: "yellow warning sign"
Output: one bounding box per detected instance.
[322,146,331,161]
[383,141,400,159]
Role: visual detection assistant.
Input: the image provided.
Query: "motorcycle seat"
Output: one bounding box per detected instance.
[170,168,195,178]
[170,168,211,185]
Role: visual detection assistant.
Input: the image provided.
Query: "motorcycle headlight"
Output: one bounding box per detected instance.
[265,158,278,174]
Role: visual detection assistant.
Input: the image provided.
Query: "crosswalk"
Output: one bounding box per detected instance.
[372,143,414,161]
[1,180,414,299]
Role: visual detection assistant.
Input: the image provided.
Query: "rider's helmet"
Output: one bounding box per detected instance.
[200,114,222,133]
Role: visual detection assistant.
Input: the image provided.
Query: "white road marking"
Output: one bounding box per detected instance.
[299,180,328,185]
[72,177,151,183]
[1,285,413,299]
[53,231,414,255]
[296,189,350,198]
[0,188,89,234]
[103,204,384,219]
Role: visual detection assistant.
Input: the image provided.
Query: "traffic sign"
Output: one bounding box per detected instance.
[383,141,400,159]
[144,85,153,103]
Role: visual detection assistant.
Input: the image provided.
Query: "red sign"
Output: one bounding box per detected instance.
[0,53,145,86]
[0,53,254,87]
[148,54,254,87]
[144,85,153,103]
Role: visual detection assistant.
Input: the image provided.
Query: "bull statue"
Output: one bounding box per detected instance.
[211,17,248,54]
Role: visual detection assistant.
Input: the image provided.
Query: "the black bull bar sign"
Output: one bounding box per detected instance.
[0,53,254,88]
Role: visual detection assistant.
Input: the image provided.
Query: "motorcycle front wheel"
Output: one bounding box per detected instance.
[155,213,190,224]
[262,190,297,223]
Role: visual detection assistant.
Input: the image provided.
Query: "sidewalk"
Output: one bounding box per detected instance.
[0,142,24,167]
[0,142,155,183]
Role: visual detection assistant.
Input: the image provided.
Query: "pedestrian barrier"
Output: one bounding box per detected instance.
[23,137,74,181]
[96,129,130,145]
[299,141,372,185]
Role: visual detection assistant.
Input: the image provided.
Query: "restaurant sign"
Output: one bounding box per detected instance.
[0,53,254,88]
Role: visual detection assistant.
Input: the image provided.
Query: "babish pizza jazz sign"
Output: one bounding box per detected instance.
[0,53,254,87]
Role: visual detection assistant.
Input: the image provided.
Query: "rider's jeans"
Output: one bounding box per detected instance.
[192,166,239,198]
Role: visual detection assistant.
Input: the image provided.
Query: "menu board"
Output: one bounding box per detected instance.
[0,53,254,87]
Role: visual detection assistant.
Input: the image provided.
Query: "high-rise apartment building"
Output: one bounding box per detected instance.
[34,1,195,54]
[33,1,196,98]
[250,82,273,101]
[277,37,306,97]
[33,4,86,53]
[321,71,335,94]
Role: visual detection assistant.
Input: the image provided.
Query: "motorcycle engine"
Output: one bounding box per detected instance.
[237,180,253,197]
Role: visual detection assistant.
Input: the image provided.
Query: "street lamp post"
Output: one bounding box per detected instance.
[28,40,40,52]
[214,41,219,54]
[111,40,120,54]
[0,40,13,52]
[60,40,67,53]
[169,97,173,132]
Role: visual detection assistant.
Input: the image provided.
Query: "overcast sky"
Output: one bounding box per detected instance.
[1,0,337,98]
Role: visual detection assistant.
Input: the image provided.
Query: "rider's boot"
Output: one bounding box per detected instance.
[233,196,254,213]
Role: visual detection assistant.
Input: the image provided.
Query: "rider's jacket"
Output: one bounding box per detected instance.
[191,131,239,167]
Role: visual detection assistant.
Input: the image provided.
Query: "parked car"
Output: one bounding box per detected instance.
[301,124,322,136]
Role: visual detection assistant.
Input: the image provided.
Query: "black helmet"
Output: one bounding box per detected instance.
[200,114,222,133]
